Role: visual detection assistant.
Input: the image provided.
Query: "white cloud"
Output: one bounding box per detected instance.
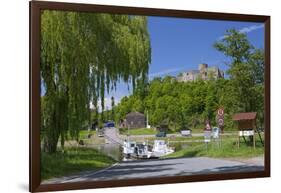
[239,24,264,34]
[149,67,185,78]
[218,24,264,40]
[90,97,120,112]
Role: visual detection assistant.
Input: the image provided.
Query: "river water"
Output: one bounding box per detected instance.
[89,142,190,161]
[91,144,123,161]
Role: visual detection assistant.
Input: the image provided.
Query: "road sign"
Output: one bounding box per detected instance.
[205,122,211,131]
[217,108,224,117]
[204,130,211,143]
[216,107,224,127]
[218,118,224,126]
[212,127,220,139]
[239,130,254,136]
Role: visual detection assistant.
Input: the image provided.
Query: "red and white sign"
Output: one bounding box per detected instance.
[206,123,211,131]
[217,107,224,127]
[217,108,224,117]
[218,118,224,126]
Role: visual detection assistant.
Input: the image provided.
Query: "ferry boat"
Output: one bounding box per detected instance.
[152,140,174,157]
[123,141,152,159]
[123,140,174,159]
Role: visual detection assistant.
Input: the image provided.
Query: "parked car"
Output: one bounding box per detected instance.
[155,131,166,137]
[97,129,104,137]
[180,129,192,137]
[104,121,115,128]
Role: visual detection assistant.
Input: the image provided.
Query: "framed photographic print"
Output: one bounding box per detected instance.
[30,1,270,192]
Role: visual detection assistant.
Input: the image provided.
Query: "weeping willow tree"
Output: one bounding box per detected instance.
[40,11,151,153]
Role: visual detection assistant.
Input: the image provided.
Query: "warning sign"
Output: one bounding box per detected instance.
[218,118,224,126]
[216,107,224,129]
[217,108,224,117]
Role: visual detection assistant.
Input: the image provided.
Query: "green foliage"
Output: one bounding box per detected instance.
[214,29,264,122]
[214,29,253,64]
[79,130,96,139]
[119,127,157,135]
[115,79,223,130]
[41,147,116,180]
[40,11,151,152]
[115,29,264,131]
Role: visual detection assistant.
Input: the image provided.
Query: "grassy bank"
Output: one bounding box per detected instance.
[163,136,264,159]
[119,128,157,135]
[41,147,116,180]
[118,127,238,136]
[79,130,96,139]
[118,127,186,135]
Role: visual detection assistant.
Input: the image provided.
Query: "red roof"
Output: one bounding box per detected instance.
[232,112,257,121]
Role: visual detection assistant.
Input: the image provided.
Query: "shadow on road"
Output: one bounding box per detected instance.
[196,165,264,174]
[83,163,176,181]
[43,157,264,184]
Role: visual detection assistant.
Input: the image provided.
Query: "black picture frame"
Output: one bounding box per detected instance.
[30,1,270,192]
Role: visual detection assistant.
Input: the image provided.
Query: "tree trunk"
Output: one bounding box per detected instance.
[43,136,59,153]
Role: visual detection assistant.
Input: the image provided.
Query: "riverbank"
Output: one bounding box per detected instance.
[163,136,264,159]
[41,147,117,180]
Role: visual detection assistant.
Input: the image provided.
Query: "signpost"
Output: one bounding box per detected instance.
[215,107,224,148]
[204,121,212,149]
[204,130,211,149]
[232,112,262,149]
[217,108,224,116]
[204,131,211,141]
[212,127,221,148]
[212,127,220,139]
[216,107,224,133]
[217,108,224,120]
[203,108,224,149]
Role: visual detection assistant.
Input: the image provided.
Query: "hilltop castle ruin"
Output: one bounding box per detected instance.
[177,63,224,82]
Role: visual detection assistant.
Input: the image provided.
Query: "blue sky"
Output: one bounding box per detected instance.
[104,16,265,109]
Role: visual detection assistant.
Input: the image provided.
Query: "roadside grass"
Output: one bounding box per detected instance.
[119,128,157,135]
[144,136,203,143]
[57,130,97,142]
[79,130,96,139]
[118,127,238,136]
[41,147,116,180]
[188,127,236,134]
[118,128,184,135]
[163,135,264,159]
[120,134,236,144]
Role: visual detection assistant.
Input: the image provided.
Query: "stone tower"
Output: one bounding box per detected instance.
[198,63,208,80]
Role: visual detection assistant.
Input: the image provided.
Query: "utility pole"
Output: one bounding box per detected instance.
[146,110,151,128]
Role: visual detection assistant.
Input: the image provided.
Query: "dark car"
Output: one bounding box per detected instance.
[104,121,115,128]
[155,131,166,137]
[97,129,104,137]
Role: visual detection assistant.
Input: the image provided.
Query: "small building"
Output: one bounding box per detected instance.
[232,112,257,130]
[124,112,146,129]
[232,112,263,149]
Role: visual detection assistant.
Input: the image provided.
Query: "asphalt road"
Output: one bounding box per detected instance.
[104,127,123,144]
[43,157,264,184]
